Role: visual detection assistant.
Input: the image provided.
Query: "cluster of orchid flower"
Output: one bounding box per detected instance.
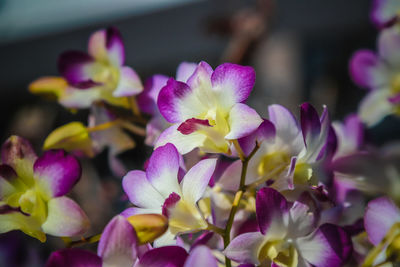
[1,1,400,266]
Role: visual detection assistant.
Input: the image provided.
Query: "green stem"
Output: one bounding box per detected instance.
[223,142,260,267]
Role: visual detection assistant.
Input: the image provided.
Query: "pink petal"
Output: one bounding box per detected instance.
[34,150,81,198]
[181,158,217,204]
[211,63,255,110]
[98,215,138,266]
[46,248,101,267]
[184,245,218,267]
[146,143,182,197]
[42,197,90,237]
[122,170,164,209]
[225,103,262,140]
[297,224,352,267]
[136,246,188,267]
[364,196,400,245]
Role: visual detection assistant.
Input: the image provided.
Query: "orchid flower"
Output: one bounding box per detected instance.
[155,61,263,154]
[371,0,400,28]
[217,103,333,194]
[47,224,218,267]
[47,214,167,267]
[29,27,143,109]
[122,143,217,245]
[224,187,352,267]
[350,26,400,126]
[363,196,400,266]
[0,136,89,242]
[137,62,197,146]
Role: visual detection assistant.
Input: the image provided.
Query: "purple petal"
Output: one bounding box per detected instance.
[184,245,218,267]
[256,187,288,236]
[42,197,90,237]
[224,232,265,265]
[158,78,206,123]
[98,215,138,266]
[297,224,352,267]
[58,51,98,88]
[349,50,388,89]
[300,103,321,148]
[238,119,276,156]
[178,118,211,135]
[136,246,188,267]
[211,63,255,110]
[122,170,165,208]
[46,248,101,267]
[146,143,181,197]
[138,75,169,114]
[88,27,125,67]
[33,150,81,198]
[364,197,400,245]
[113,66,143,97]
[176,62,197,82]
[181,158,217,204]
[225,103,263,140]
[371,0,400,28]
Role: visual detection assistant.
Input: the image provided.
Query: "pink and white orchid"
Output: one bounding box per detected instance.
[0,136,89,242]
[155,62,263,154]
[217,103,333,194]
[122,143,217,245]
[350,26,400,126]
[30,27,143,109]
[137,62,197,146]
[224,187,352,267]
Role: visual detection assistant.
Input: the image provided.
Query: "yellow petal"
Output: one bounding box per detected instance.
[29,77,68,99]
[43,122,94,157]
[126,214,168,244]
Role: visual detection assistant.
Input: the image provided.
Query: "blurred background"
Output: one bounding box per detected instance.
[0,0,398,266]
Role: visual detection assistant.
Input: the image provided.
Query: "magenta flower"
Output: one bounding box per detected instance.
[371,0,400,28]
[155,62,262,154]
[0,136,89,242]
[30,27,143,109]
[224,187,352,266]
[137,62,197,146]
[350,27,400,126]
[218,103,333,193]
[122,143,217,245]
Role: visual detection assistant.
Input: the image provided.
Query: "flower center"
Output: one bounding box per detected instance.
[167,199,208,235]
[258,239,298,267]
[257,151,290,178]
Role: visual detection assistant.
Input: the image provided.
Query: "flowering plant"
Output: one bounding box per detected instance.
[2,2,400,266]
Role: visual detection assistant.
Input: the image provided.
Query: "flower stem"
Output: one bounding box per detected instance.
[207,222,225,237]
[87,119,146,136]
[223,141,260,267]
[64,234,101,248]
[129,96,142,118]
